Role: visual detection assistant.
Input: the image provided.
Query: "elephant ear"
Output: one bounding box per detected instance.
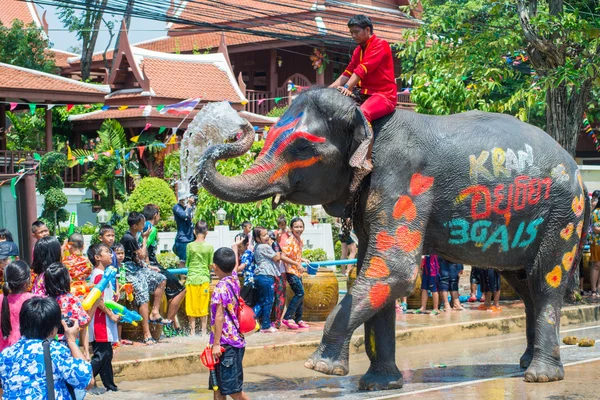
[348,106,372,165]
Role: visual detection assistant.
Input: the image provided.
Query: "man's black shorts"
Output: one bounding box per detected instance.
[208,345,245,396]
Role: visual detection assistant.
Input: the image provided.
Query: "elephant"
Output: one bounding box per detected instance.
[198,88,590,390]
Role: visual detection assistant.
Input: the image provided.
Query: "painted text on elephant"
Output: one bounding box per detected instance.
[446,217,544,252]
[470,144,534,183]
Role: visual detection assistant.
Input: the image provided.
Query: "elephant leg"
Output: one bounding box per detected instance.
[501,270,536,368]
[358,302,403,391]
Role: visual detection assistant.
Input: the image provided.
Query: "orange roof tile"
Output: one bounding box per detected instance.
[69,107,198,122]
[0,0,41,27]
[48,49,78,68]
[0,62,109,94]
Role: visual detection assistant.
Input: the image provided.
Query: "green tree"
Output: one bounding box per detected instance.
[399,0,600,156]
[194,141,304,229]
[54,0,108,81]
[127,177,177,219]
[38,152,69,235]
[0,19,56,72]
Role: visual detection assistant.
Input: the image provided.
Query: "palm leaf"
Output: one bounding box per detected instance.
[69,149,95,168]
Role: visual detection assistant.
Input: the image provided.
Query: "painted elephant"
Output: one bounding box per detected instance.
[198,88,590,390]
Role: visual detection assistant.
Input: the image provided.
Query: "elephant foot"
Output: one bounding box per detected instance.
[524,359,564,382]
[358,368,404,391]
[304,350,349,376]
[519,348,534,369]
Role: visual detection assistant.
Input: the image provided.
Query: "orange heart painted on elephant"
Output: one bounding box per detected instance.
[393,195,417,221]
[366,257,390,279]
[576,220,584,239]
[546,266,562,289]
[571,194,584,217]
[562,244,578,271]
[376,231,396,252]
[369,282,390,308]
[396,226,422,253]
[409,173,434,196]
[560,223,574,241]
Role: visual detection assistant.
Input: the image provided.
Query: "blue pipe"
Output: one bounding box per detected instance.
[167,259,359,276]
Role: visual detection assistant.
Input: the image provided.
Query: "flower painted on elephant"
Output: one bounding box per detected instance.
[572,194,584,217]
[268,156,322,183]
[546,266,562,288]
[376,231,395,252]
[562,244,577,271]
[366,257,390,279]
[544,304,556,325]
[396,225,422,253]
[577,170,584,192]
[576,220,584,239]
[560,223,574,241]
[369,282,390,308]
[393,195,416,221]
[409,173,434,196]
[550,164,569,183]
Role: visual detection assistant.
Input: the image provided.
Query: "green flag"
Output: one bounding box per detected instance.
[10,177,17,199]
[274,97,282,103]
[28,104,36,115]
[156,105,165,112]
[158,126,166,134]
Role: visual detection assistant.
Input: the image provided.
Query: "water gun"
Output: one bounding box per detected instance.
[104,300,142,326]
[71,281,93,298]
[201,345,226,391]
[122,283,134,302]
[67,212,77,236]
[82,267,117,310]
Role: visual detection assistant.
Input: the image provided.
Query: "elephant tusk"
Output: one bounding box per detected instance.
[274,193,282,205]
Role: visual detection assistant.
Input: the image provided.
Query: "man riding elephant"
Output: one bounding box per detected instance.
[329,15,397,181]
[198,87,589,391]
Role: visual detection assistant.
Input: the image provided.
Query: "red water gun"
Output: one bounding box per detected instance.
[122,283,134,302]
[201,345,225,391]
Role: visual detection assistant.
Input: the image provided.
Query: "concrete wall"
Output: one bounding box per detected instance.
[0,185,18,238]
[36,188,95,227]
[579,165,600,193]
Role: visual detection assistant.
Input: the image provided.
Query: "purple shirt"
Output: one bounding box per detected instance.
[209,274,245,348]
[422,255,440,277]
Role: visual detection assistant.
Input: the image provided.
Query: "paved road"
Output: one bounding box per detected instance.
[93,322,600,399]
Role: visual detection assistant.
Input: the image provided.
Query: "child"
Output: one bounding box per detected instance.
[209,247,250,400]
[31,236,62,296]
[417,254,440,315]
[233,233,255,306]
[0,229,19,260]
[44,262,95,359]
[120,212,169,345]
[63,233,93,282]
[438,256,464,312]
[99,225,119,290]
[281,217,310,329]
[87,243,120,392]
[467,267,483,302]
[185,220,213,336]
[253,226,282,333]
[0,261,34,352]
[275,215,290,249]
[269,230,286,328]
[479,268,502,312]
[30,220,49,261]
[241,221,254,250]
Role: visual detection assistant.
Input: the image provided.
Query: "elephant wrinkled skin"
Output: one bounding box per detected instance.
[198,88,589,390]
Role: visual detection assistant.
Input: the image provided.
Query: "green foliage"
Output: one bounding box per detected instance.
[37,175,64,195]
[334,240,341,261]
[155,219,177,232]
[194,140,303,229]
[43,188,68,211]
[157,252,180,269]
[0,20,56,73]
[163,150,180,180]
[80,223,98,235]
[266,106,289,118]
[40,152,68,175]
[302,248,328,262]
[127,177,177,219]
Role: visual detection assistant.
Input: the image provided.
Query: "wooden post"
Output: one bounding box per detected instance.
[0,102,6,150]
[316,68,325,86]
[16,173,37,264]
[269,49,278,110]
[45,106,53,151]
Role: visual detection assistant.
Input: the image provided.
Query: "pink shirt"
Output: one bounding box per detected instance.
[0,293,36,352]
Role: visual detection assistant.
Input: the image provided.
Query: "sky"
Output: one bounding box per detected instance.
[36,3,166,52]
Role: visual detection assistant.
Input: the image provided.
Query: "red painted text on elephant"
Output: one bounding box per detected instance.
[469,145,533,183]
[457,176,552,221]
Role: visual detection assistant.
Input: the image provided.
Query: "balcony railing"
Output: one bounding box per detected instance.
[0,150,86,187]
[245,90,272,115]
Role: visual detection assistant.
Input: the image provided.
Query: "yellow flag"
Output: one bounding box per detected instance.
[167,135,177,145]
[118,106,129,111]
[67,145,73,160]
[130,135,140,143]
[241,100,248,105]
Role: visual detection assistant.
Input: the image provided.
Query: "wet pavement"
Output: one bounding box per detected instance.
[93,320,600,399]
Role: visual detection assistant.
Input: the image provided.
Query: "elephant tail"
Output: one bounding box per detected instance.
[571,184,591,278]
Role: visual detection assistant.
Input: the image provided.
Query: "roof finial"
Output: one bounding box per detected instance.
[218,32,233,74]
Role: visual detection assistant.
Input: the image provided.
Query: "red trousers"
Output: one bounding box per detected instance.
[360,93,397,123]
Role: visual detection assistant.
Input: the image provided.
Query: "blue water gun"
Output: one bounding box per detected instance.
[82,267,117,310]
[104,300,143,326]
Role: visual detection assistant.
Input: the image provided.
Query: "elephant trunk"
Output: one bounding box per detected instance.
[198,122,283,204]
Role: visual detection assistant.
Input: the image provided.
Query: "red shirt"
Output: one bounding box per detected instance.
[342,34,397,102]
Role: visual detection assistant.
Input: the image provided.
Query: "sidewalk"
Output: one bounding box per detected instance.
[112,300,600,382]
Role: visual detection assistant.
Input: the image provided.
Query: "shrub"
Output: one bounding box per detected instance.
[37,174,64,195]
[302,248,328,262]
[157,252,180,269]
[334,240,341,261]
[266,106,289,118]
[156,219,177,232]
[39,152,67,175]
[43,188,68,211]
[127,177,177,219]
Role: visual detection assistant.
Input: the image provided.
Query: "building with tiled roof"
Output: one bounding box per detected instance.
[0,0,44,28]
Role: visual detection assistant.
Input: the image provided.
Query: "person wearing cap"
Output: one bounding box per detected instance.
[173,190,196,268]
[0,242,13,282]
